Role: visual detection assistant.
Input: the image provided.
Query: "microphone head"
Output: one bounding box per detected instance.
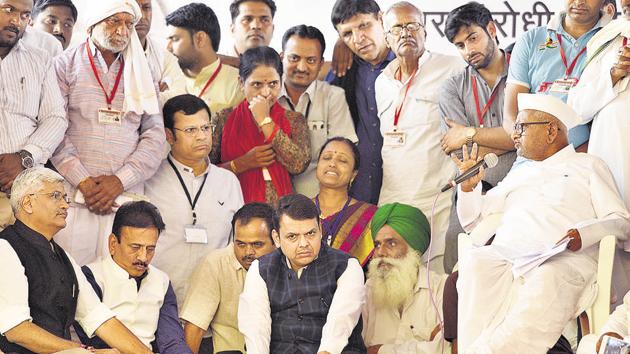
[483,153,499,169]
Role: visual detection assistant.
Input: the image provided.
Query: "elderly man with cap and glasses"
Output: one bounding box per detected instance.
[362,202,449,354]
[0,167,152,354]
[30,0,77,50]
[51,0,165,266]
[452,94,630,354]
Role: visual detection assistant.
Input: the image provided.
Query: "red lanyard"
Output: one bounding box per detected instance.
[556,34,587,78]
[624,38,628,47]
[86,40,124,110]
[198,62,223,98]
[393,68,418,130]
[471,75,501,127]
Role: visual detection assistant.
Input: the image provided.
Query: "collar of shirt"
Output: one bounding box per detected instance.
[355,49,396,71]
[381,50,432,84]
[532,144,576,167]
[13,219,55,252]
[103,254,146,281]
[168,153,211,177]
[413,265,433,293]
[469,50,509,88]
[547,11,612,38]
[228,243,246,272]
[279,79,316,109]
[189,58,221,84]
[87,38,123,74]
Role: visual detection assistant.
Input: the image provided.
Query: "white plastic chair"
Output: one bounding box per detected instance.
[580,234,616,335]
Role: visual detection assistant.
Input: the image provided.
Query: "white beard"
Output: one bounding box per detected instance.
[367,250,421,310]
[91,24,129,53]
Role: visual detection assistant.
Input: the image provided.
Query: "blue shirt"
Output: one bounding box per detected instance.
[326,50,396,204]
[508,12,609,147]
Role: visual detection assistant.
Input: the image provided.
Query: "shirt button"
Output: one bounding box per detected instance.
[367,87,371,91]
[372,122,377,127]
[369,107,375,112]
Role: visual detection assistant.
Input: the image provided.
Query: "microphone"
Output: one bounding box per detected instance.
[441,153,498,192]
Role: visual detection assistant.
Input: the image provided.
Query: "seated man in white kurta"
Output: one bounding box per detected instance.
[455,94,630,354]
[75,201,192,354]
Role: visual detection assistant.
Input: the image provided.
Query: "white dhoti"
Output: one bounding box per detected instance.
[54,205,114,266]
[458,246,597,354]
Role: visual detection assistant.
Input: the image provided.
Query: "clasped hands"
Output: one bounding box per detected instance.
[78,175,124,215]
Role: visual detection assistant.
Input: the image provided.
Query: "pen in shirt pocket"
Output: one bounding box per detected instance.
[20,77,25,89]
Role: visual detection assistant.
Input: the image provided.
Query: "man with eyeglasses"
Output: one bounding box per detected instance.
[145,94,243,314]
[375,1,465,273]
[0,167,153,353]
[50,0,165,267]
[363,202,448,354]
[0,0,67,232]
[452,93,630,353]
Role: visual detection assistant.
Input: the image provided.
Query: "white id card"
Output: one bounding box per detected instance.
[98,108,123,125]
[262,167,272,181]
[184,225,208,244]
[549,78,578,94]
[384,130,407,147]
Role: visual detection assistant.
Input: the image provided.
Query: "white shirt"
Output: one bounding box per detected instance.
[278,80,357,198]
[145,156,243,308]
[376,51,464,211]
[143,35,186,105]
[568,29,630,226]
[0,38,67,164]
[22,26,62,57]
[362,266,449,354]
[238,257,365,354]
[0,239,114,336]
[457,145,630,260]
[85,256,170,348]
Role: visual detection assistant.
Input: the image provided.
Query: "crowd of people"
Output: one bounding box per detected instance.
[1,0,630,353]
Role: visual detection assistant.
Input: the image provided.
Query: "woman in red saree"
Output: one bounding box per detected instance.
[211,47,310,204]
[315,137,377,266]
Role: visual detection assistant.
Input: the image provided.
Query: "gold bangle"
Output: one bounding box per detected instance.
[230,160,238,174]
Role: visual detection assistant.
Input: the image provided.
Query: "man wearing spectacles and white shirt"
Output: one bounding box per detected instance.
[375,1,465,273]
[145,94,243,311]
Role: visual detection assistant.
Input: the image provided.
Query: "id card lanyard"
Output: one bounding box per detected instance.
[556,34,587,79]
[197,62,223,98]
[167,157,208,225]
[392,68,418,132]
[471,75,503,128]
[86,39,124,110]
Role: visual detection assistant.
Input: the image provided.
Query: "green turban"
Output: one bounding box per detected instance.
[370,203,431,254]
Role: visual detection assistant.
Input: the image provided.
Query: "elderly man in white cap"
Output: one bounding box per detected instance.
[51,0,165,265]
[451,94,630,354]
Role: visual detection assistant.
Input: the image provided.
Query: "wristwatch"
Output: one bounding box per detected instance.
[258,117,273,127]
[17,150,34,169]
[465,127,477,145]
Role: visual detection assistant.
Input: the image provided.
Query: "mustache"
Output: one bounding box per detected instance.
[53,33,65,41]
[242,255,256,263]
[3,25,19,34]
[133,261,148,267]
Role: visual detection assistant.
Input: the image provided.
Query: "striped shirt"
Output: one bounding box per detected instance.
[51,40,165,192]
[0,39,67,164]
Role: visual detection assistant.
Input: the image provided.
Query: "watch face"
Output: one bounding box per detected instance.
[22,156,34,168]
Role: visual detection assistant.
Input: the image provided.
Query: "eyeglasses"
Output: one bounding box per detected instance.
[513,121,552,135]
[172,124,215,137]
[388,22,424,36]
[30,191,71,203]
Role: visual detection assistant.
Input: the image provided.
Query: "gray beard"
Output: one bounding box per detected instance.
[367,251,421,310]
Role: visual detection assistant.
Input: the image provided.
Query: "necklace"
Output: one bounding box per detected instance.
[315,195,351,246]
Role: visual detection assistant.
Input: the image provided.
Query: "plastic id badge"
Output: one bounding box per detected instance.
[184,225,208,244]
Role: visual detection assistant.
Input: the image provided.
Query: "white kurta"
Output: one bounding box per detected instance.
[362,265,449,354]
[375,51,465,267]
[86,256,170,347]
[577,291,630,354]
[457,146,630,354]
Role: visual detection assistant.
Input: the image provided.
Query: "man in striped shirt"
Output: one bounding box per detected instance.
[51,0,165,266]
[0,0,67,231]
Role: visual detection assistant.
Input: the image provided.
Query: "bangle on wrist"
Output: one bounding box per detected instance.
[230,160,238,174]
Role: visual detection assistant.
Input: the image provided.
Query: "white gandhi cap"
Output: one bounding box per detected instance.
[517,93,581,130]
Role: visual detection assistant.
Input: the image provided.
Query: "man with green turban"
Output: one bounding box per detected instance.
[362,202,449,354]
